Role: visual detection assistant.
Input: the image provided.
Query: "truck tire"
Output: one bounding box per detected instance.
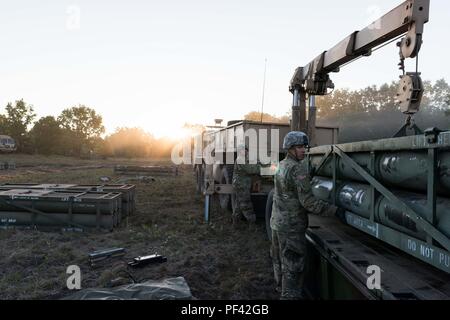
[265,189,274,241]
[219,166,233,211]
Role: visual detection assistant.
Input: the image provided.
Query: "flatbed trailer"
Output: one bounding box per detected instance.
[305,216,450,300]
[195,0,450,300]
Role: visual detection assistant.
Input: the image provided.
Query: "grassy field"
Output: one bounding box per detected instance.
[0,154,277,300]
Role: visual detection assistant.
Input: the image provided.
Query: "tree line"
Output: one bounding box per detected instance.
[316,79,450,142]
[2,79,448,157]
[0,102,176,158]
[245,79,449,143]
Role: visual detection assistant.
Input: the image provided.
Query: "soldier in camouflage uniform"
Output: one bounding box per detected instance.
[270,131,343,299]
[232,144,261,226]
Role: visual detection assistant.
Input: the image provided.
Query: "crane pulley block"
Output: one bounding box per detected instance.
[395,72,424,114]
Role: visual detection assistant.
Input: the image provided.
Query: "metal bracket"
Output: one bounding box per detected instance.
[369,151,376,223]
[427,147,438,245]
[334,146,450,252]
[289,67,304,93]
[332,152,337,206]
[392,115,423,137]
[312,52,326,75]
[424,127,443,144]
[346,31,372,57]
[310,146,333,178]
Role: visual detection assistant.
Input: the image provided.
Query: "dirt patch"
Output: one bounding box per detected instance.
[0,156,278,300]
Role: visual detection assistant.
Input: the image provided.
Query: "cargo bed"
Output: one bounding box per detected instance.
[305,216,450,300]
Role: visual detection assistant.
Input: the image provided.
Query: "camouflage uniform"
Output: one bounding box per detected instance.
[232,154,261,224]
[270,153,336,299]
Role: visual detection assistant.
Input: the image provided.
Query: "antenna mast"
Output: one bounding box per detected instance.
[260,58,267,123]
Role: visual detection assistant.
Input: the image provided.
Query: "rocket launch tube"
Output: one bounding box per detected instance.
[311,176,450,242]
[309,150,450,196]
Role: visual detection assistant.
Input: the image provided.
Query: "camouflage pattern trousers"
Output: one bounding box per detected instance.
[232,177,256,223]
[270,229,307,299]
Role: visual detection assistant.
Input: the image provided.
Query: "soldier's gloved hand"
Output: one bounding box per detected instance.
[335,207,346,223]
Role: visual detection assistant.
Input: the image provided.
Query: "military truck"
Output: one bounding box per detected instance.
[265,0,450,299]
[193,120,338,222]
[197,0,450,299]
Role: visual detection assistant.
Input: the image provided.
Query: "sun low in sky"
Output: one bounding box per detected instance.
[0,0,448,138]
[154,125,196,140]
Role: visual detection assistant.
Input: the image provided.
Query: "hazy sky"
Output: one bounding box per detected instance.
[0,0,448,138]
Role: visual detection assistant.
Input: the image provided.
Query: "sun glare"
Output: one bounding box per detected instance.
[151,125,196,141]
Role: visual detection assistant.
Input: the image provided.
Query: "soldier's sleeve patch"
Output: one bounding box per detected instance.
[293,164,312,193]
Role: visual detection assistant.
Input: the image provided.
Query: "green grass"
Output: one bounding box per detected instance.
[0,154,277,300]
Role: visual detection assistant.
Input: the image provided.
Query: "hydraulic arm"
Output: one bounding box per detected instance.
[290,0,430,140]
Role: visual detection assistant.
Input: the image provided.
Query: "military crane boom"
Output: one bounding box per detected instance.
[290,0,430,140]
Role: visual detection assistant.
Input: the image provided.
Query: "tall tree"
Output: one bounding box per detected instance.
[30,116,63,155]
[0,114,7,131]
[430,79,450,112]
[58,105,105,156]
[2,99,36,150]
[315,79,450,142]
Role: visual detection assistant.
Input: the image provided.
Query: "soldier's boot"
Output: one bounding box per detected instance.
[273,264,282,293]
[281,272,305,300]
